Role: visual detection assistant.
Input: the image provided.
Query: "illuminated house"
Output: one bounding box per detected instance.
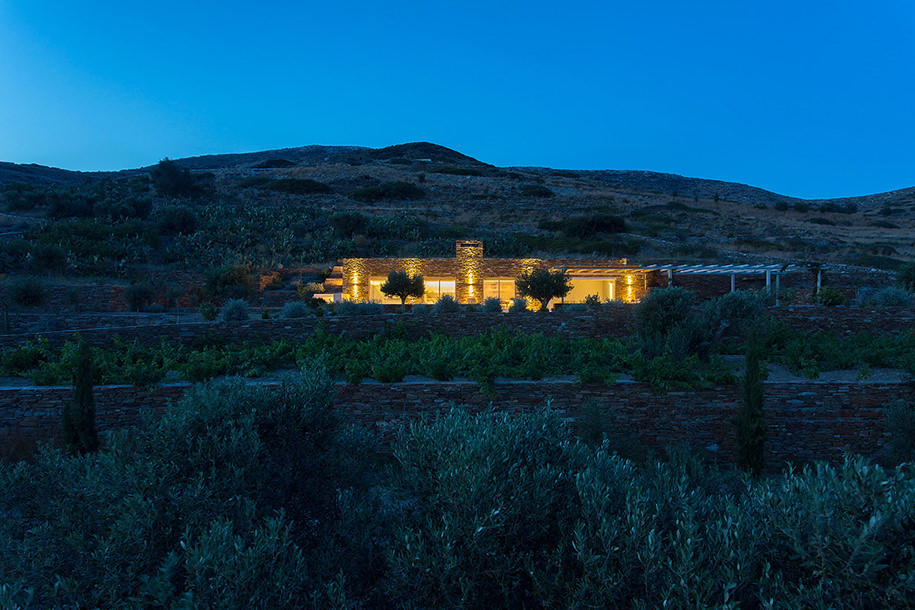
[341,240,654,307]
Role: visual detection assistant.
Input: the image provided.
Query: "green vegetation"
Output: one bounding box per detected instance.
[735,332,767,476]
[220,298,250,322]
[380,270,424,311]
[61,339,99,455]
[539,213,627,237]
[2,389,914,609]
[519,183,554,197]
[515,267,573,311]
[263,178,333,195]
[350,181,424,202]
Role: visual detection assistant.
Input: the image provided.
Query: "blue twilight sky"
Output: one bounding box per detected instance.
[1,1,913,199]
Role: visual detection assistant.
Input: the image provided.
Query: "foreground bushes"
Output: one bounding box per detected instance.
[2,400,914,609]
[0,362,383,609]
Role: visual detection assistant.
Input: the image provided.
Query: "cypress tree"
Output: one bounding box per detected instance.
[63,339,99,454]
[735,330,767,476]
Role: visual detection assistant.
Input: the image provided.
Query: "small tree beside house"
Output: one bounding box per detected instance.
[515,267,573,311]
[381,270,425,312]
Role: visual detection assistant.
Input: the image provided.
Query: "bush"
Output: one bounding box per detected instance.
[205,263,254,299]
[886,400,915,464]
[220,299,249,322]
[481,297,503,312]
[634,286,706,359]
[124,282,156,311]
[817,286,846,306]
[431,294,461,314]
[866,286,913,307]
[898,263,915,292]
[265,178,332,195]
[279,302,311,318]
[155,204,197,235]
[703,289,770,341]
[519,184,554,198]
[0,361,383,608]
[584,294,602,309]
[150,157,196,198]
[6,276,46,307]
[350,181,424,202]
[29,243,67,273]
[199,302,218,321]
[508,297,528,313]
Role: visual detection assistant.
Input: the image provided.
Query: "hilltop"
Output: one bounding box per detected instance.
[1,142,914,275]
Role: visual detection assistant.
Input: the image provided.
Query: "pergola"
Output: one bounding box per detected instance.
[639,263,801,298]
[552,262,803,305]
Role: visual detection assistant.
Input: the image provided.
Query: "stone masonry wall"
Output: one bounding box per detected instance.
[2,306,913,351]
[1,379,908,468]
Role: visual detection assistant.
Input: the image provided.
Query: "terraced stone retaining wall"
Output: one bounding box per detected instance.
[2,378,908,469]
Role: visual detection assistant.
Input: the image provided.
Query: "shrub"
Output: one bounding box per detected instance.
[265,178,332,195]
[6,276,46,307]
[703,289,770,341]
[867,286,913,307]
[205,263,254,298]
[898,263,915,292]
[150,157,196,197]
[156,204,197,235]
[220,299,249,322]
[350,181,424,202]
[199,302,218,321]
[294,281,324,299]
[584,294,602,309]
[124,282,156,311]
[29,243,67,273]
[508,297,528,313]
[279,301,311,318]
[481,297,503,312]
[816,286,845,306]
[519,184,554,197]
[432,294,461,314]
[886,400,915,463]
[634,286,706,359]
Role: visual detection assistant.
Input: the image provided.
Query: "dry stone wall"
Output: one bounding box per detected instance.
[1,378,908,469]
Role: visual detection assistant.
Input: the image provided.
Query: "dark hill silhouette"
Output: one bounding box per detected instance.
[1,143,911,211]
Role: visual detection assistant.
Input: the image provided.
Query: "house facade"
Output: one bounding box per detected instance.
[341,240,654,307]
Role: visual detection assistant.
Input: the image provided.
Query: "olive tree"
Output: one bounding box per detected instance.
[381,270,425,312]
[515,267,572,311]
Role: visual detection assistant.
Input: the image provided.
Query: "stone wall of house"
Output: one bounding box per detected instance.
[1,378,907,468]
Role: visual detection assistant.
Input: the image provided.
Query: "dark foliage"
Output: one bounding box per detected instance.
[350,181,424,202]
[150,158,197,198]
[539,213,627,237]
[264,178,333,195]
[62,339,99,454]
[155,204,197,235]
[735,331,767,475]
[519,183,554,198]
[515,267,573,311]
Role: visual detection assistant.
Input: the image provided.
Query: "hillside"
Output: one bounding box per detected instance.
[1,142,914,276]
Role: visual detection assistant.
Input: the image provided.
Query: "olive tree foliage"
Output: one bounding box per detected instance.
[514,267,572,311]
[0,360,386,609]
[387,408,915,610]
[380,269,424,311]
